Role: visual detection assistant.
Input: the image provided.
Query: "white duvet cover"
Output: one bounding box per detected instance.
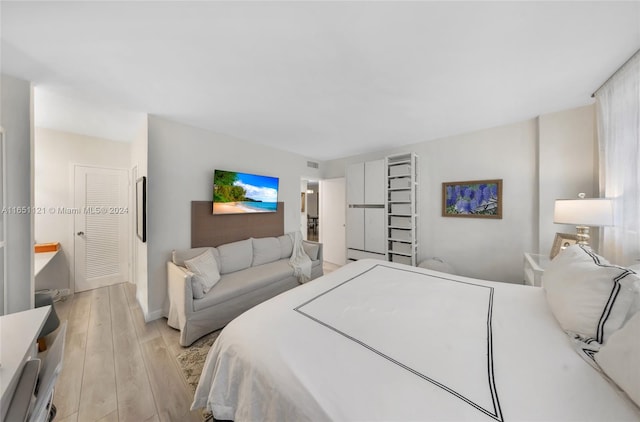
[192,259,640,421]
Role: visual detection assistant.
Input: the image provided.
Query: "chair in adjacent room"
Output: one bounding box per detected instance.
[29,321,67,422]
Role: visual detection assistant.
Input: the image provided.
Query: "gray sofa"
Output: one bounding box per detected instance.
[167,235,323,346]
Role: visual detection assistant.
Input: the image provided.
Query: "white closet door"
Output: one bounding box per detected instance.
[364,208,385,254]
[346,162,365,204]
[74,166,128,292]
[346,208,364,250]
[364,159,385,204]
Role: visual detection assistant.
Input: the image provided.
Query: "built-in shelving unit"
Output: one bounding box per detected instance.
[385,153,418,266]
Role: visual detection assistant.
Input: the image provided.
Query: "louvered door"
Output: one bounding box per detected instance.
[74,165,128,292]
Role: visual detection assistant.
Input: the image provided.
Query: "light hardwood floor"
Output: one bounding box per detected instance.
[47,283,201,422]
[48,261,341,422]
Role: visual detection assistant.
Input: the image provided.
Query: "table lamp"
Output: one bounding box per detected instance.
[554,193,613,246]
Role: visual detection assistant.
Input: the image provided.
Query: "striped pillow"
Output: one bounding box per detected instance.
[595,311,640,407]
[543,245,639,344]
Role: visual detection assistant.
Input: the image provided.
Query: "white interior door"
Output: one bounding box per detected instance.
[74,165,129,292]
[320,178,346,266]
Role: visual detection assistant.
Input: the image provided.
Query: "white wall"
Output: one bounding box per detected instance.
[34,128,131,293]
[322,105,597,284]
[1,74,33,314]
[538,105,598,254]
[130,117,149,317]
[146,116,319,319]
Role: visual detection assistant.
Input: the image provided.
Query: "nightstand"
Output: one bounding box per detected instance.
[523,253,551,287]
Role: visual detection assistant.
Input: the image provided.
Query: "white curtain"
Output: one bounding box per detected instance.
[595,50,640,266]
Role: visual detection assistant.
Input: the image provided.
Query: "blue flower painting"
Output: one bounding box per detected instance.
[442,180,502,218]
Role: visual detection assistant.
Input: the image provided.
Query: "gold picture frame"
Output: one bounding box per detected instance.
[550,232,578,259]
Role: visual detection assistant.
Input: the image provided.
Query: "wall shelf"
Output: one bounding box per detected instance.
[385,152,418,266]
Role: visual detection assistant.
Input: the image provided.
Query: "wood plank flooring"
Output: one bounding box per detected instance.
[46,283,201,422]
[47,261,340,422]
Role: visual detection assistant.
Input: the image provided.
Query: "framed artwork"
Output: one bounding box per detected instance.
[442,179,502,219]
[136,176,147,242]
[301,192,306,213]
[550,232,578,259]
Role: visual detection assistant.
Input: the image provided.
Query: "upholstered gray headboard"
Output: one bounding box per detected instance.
[191,201,285,247]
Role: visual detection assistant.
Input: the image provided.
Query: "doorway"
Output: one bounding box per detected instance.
[319,177,346,266]
[73,165,129,292]
[306,181,319,241]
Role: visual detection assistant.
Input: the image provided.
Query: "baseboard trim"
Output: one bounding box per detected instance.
[145,308,164,322]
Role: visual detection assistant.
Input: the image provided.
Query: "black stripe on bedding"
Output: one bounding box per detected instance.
[295,263,504,422]
[580,245,633,343]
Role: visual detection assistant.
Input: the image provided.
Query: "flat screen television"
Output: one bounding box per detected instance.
[213,169,279,214]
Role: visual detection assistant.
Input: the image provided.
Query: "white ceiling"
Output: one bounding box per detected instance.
[2,1,639,161]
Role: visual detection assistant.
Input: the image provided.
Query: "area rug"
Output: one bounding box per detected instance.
[176,329,222,393]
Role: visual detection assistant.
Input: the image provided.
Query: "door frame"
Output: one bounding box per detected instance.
[131,165,138,286]
[319,177,347,266]
[72,163,130,292]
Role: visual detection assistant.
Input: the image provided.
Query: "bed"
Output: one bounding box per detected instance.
[192,251,640,421]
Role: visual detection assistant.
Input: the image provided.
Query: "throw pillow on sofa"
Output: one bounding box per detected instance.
[252,237,281,266]
[302,242,319,261]
[217,239,253,274]
[184,249,221,297]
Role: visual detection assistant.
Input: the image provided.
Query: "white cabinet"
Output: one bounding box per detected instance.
[346,162,365,204]
[346,159,386,261]
[347,160,385,205]
[364,208,385,254]
[346,208,385,254]
[386,153,418,266]
[346,208,364,250]
[364,159,385,204]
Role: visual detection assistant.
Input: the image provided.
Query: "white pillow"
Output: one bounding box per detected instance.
[302,242,319,261]
[184,269,205,299]
[543,244,639,343]
[217,239,253,274]
[252,237,281,266]
[278,234,293,259]
[595,311,640,407]
[184,249,221,297]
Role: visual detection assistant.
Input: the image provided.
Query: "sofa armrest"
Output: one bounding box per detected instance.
[166,261,194,333]
[302,240,323,263]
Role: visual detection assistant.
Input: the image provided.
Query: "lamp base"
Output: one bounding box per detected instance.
[576,225,590,245]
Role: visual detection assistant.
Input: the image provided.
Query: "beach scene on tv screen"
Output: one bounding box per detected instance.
[213,170,278,214]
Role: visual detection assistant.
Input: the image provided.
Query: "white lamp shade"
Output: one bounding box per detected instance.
[554,198,613,226]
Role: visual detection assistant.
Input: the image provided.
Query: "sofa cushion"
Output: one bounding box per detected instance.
[302,242,320,261]
[173,247,221,268]
[278,234,293,259]
[252,237,281,266]
[193,259,295,311]
[184,249,221,297]
[218,239,253,274]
